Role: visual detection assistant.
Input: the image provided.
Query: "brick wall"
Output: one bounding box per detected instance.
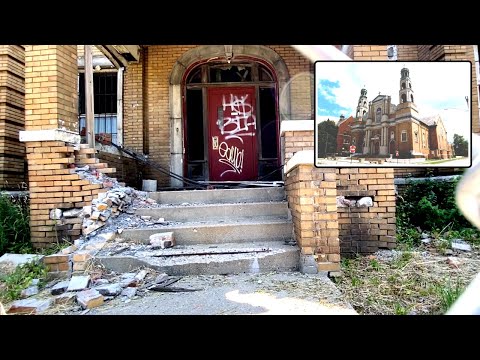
[269,46,314,120]
[23,45,112,248]
[283,130,315,164]
[0,45,26,188]
[336,168,396,254]
[122,45,313,186]
[285,164,340,271]
[396,45,418,60]
[352,45,388,60]
[24,45,78,132]
[97,148,144,188]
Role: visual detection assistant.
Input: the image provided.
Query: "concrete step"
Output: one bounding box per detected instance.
[135,201,289,222]
[94,242,299,276]
[121,219,293,245]
[148,186,285,205]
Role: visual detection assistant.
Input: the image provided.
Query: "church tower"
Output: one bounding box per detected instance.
[399,67,414,104]
[356,88,368,119]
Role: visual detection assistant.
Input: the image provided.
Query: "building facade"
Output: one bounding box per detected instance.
[339,67,453,159]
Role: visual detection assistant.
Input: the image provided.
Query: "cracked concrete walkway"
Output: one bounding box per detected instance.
[89,272,357,315]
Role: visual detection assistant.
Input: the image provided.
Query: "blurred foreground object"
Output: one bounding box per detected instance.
[292,45,351,61]
[448,134,480,315]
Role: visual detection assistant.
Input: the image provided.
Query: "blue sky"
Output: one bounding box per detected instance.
[315,62,471,142]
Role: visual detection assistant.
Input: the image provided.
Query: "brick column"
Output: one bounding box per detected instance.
[0,45,25,188]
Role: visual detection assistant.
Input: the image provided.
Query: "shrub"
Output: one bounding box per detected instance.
[0,193,32,255]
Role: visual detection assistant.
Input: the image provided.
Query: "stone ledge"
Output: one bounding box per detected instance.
[19,128,81,144]
[285,150,314,174]
[280,120,314,135]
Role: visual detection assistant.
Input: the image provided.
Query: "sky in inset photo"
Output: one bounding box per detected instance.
[315,61,472,142]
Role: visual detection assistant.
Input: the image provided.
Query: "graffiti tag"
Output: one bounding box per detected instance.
[217,94,256,144]
[218,141,244,177]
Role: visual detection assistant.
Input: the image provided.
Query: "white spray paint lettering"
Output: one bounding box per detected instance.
[218,141,244,177]
[218,94,256,144]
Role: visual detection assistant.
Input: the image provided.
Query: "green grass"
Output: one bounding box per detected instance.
[0,261,47,302]
[435,279,465,313]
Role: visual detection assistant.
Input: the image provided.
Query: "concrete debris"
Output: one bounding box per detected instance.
[121,287,137,299]
[141,216,151,221]
[120,273,137,288]
[150,232,175,249]
[61,245,78,255]
[50,208,62,220]
[357,197,373,208]
[94,279,110,286]
[421,233,430,239]
[94,283,123,297]
[421,238,431,244]
[51,280,70,295]
[31,279,40,286]
[451,240,472,252]
[20,286,39,298]
[76,289,104,309]
[134,270,148,282]
[55,292,76,305]
[7,298,52,314]
[155,273,169,284]
[336,196,356,208]
[67,275,91,292]
[444,249,454,256]
[63,208,83,218]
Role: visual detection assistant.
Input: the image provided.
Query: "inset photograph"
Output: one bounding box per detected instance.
[315,61,472,167]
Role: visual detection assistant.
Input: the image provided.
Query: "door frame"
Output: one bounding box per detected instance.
[181,56,281,182]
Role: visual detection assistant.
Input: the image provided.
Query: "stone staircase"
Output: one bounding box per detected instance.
[96,187,299,275]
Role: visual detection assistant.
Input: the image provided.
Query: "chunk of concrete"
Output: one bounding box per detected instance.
[50,208,62,220]
[451,241,472,252]
[20,286,39,298]
[121,287,137,299]
[150,232,175,249]
[51,280,70,295]
[357,197,373,207]
[90,211,101,220]
[134,270,148,282]
[55,292,76,305]
[76,289,104,309]
[94,283,122,297]
[67,275,91,292]
[63,208,83,218]
[120,273,136,288]
[83,221,105,235]
[0,253,44,268]
[7,298,52,314]
[61,245,78,255]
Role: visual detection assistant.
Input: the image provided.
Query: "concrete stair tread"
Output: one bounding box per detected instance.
[125,218,292,230]
[95,241,299,275]
[149,186,285,205]
[139,200,287,208]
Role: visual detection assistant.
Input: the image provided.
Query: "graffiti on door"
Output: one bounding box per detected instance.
[218,141,244,177]
[217,94,256,144]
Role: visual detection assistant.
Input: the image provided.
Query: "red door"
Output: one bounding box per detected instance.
[208,87,257,181]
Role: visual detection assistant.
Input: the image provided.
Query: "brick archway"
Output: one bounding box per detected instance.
[168,45,290,187]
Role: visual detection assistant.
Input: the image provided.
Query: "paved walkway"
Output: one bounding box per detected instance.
[89,272,357,315]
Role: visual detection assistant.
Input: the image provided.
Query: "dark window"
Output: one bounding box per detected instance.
[402,82,406,89]
[186,89,205,161]
[411,94,414,102]
[401,94,407,103]
[376,108,381,122]
[209,65,252,82]
[259,87,277,159]
[78,72,118,143]
[187,68,202,84]
[259,64,274,81]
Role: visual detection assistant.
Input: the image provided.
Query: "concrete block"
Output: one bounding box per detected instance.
[51,280,70,295]
[67,275,90,291]
[7,298,52,314]
[76,289,104,309]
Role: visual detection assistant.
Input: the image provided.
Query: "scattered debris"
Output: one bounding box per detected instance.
[94,283,122,297]
[76,289,104,309]
[149,232,175,249]
[121,287,137,299]
[67,276,91,292]
[20,286,39,298]
[447,256,462,269]
[357,197,373,208]
[7,298,52,314]
[451,240,472,252]
[51,280,70,295]
[55,292,76,305]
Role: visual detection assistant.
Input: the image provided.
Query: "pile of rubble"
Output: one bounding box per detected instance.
[6,267,192,315]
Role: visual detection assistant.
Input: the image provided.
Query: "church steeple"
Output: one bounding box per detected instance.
[399,67,414,104]
[356,88,368,119]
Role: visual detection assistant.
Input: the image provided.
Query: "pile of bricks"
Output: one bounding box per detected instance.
[27,141,112,248]
[75,144,115,175]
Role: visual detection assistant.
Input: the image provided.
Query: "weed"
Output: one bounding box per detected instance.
[0,261,47,302]
[351,277,361,287]
[435,279,464,313]
[394,303,408,315]
[369,258,381,271]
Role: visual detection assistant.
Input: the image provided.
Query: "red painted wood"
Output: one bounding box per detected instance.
[208,87,257,181]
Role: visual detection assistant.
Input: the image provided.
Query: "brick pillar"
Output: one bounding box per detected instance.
[285,164,340,273]
[0,45,25,188]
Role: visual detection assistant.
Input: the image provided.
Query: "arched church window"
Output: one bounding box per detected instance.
[401,94,407,103]
[402,82,406,89]
[376,108,381,123]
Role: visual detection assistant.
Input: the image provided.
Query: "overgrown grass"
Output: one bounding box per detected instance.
[0,193,32,255]
[396,178,480,246]
[0,261,47,302]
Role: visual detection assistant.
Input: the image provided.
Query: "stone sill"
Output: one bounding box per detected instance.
[19,128,81,145]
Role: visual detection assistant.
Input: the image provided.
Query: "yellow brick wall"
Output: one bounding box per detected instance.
[285,164,340,271]
[396,45,418,60]
[24,45,78,132]
[0,45,26,188]
[122,45,313,186]
[352,45,388,60]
